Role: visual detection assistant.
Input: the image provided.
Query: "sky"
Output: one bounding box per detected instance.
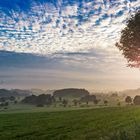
[0,0,140,91]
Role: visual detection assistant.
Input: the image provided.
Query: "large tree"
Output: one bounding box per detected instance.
[116,10,140,68]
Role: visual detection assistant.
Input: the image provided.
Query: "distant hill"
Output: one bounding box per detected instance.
[53,88,90,98]
[0,89,31,97]
[30,89,55,95]
[120,88,140,98]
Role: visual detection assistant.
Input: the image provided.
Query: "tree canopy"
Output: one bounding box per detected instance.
[116,10,140,68]
[125,96,132,104]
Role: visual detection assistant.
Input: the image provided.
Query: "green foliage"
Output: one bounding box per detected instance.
[125,96,132,104]
[22,94,55,106]
[116,10,140,68]
[133,95,140,105]
[53,88,89,98]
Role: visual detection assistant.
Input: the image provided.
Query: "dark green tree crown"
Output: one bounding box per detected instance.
[116,10,140,68]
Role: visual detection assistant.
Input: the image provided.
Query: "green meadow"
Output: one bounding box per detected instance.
[0,106,140,140]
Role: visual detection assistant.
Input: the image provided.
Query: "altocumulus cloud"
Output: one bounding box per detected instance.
[0,0,139,55]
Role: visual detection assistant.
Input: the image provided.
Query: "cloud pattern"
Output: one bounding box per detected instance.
[0,0,139,55]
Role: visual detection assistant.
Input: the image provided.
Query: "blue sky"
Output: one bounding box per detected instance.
[0,0,140,91]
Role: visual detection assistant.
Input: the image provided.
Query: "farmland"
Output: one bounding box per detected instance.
[0,106,140,140]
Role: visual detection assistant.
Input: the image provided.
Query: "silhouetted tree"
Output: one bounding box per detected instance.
[80,95,96,103]
[9,96,15,101]
[0,102,8,107]
[62,99,68,107]
[72,99,78,106]
[125,96,132,104]
[22,94,55,106]
[14,100,17,104]
[93,99,100,105]
[104,100,108,106]
[116,10,140,68]
[133,95,140,105]
[117,102,121,106]
[53,88,89,98]
[59,97,62,102]
[52,96,56,102]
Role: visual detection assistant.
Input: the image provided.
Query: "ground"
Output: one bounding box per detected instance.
[0,106,140,140]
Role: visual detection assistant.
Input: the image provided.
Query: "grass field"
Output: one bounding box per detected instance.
[0,106,140,140]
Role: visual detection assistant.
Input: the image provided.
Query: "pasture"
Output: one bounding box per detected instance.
[0,106,140,140]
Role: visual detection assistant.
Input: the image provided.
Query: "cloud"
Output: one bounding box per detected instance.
[0,0,139,55]
[0,1,140,90]
[0,49,140,90]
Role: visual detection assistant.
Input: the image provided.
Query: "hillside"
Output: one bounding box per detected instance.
[0,89,31,97]
[120,88,140,97]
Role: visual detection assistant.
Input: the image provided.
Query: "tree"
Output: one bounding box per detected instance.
[104,100,108,106]
[93,99,100,105]
[133,95,140,105]
[72,99,78,106]
[9,96,15,101]
[0,102,9,107]
[80,95,96,103]
[14,100,17,104]
[58,97,62,102]
[116,10,140,68]
[22,94,55,106]
[62,99,68,107]
[125,96,132,104]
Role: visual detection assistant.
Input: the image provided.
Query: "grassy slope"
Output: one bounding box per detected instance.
[0,107,140,140]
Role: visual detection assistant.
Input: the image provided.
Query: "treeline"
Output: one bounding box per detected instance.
[22,94,55,107]
[21,88,99,107]
[125,95,140,105]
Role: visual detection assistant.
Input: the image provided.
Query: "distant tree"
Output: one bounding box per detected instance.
[62,99,68,107]
[0,102,9,107]
[116,10,140,68]
[111,93,118,97]
[9,96,15,101]
[104,100,108,106]
[80,95,96,103]
[14,100,17,104]
[51,95,56,102]
[53,88,89,98]
[22,94,55,106]
[93,99,100,105]
[133,95,140,105]
[4,102,9,106]
[125,96,132,104]
[78,101,81,105]
[0,97,5,102]
[59,97,62,102]
[22,95,37,104]
[72,99,78,106]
